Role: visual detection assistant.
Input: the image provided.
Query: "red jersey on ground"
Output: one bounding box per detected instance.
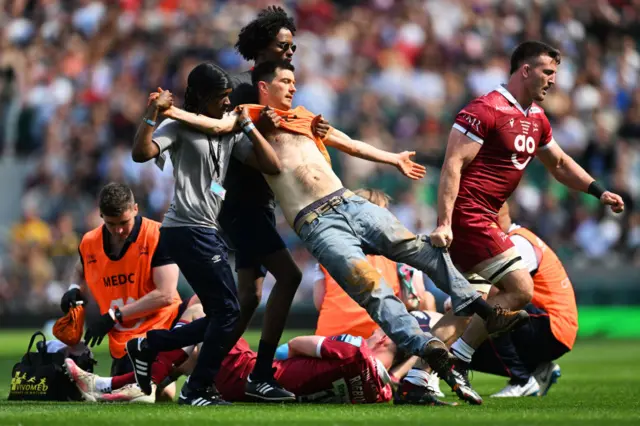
[216,336,392,404]
[448,86,555,271]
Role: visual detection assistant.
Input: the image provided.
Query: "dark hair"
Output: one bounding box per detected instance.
[99,183,135,217]
[509,41,561,75]
[184,62,232,113]
[235,6,296,61]
[251,60,295,86]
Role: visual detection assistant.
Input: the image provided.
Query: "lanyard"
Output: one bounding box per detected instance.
[206,134,222,179]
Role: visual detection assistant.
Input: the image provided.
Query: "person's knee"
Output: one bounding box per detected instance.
[181,302,205,322]
[239,286,261,315]
[497,271,533,308]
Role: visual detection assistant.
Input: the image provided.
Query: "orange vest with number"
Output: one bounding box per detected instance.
[315,256,402,338]
[79,217,181,358]
[509,227,578,350]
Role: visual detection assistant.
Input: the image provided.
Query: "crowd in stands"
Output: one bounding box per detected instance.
[1,0,639,314]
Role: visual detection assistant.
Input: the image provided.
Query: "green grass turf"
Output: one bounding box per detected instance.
[0,330,639,425]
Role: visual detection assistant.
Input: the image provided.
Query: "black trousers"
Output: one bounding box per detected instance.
[471,304,570,384]
[146,226,240,390]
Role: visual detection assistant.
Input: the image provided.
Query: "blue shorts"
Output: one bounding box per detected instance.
[219,204,287,277]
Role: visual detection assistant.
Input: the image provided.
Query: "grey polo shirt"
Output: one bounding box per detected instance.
[152,117,253,229]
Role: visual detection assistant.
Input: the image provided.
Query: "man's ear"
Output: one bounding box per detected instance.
[522,64,530,78]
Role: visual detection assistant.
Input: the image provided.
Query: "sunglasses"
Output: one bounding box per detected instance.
[276,41,297,53]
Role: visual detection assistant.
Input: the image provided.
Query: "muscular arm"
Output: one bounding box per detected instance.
[132,104,162,162]
[537,142,594,192]
[241,128,282,175]
[117,264,179,321]
[163,106,237,135]
[287,336,325,358]
[436,128,482,226]
[325,128,396,165]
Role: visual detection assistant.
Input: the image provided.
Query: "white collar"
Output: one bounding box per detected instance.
[375,358,391,386]
[494,85,531,116]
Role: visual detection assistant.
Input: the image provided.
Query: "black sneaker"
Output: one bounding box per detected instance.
[126,337,156,395]
[245,373,296,402]
[394,381,456,406]
[422,340,483,405]
[178,381,231,406]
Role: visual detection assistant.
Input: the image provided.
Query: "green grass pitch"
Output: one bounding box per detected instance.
[0,330,639,425]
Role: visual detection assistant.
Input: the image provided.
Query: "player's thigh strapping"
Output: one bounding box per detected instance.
[449,215,526,291]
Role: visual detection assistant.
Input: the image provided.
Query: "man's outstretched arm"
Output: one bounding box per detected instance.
[163,106,238,135]
[324,128,426,180]
[538,141,624,213]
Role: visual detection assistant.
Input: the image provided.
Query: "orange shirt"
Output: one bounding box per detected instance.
[79,217,181,358]
[509,226,578,350]
[315,256,402,338]
[242,104,332,164]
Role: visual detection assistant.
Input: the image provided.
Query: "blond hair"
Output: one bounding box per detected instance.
[354,188,392,208]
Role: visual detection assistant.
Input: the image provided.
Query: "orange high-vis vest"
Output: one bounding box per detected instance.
[242,104,332,165]
[315,256,402,338]
[509,227,578,350]
[79,217,181,359]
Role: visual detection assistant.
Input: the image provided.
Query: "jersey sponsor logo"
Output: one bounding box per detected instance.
[139,245,149,256]
[331,378,350,403]
[460,113,482,132]
[495,106,513,111]
[349,375,366,403]
[520,120,531,135]
[512,134,535,170]
[529,106,542,113]
[103,273,135,287]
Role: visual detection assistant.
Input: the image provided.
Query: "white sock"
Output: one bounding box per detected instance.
[450,338,475,363]
[95,377,113,393]
[403,369,430,387]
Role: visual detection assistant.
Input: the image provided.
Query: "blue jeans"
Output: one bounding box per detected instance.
[296,191,480,356]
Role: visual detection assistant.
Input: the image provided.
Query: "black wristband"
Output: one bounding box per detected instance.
[114,307,124,324]
[587,181,606,200]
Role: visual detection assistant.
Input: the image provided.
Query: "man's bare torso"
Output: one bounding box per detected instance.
[263,130,343,227]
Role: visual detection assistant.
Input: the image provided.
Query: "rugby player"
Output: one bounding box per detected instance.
[427,41,623,375]
[469,203,577,397]
[65,317,450,405]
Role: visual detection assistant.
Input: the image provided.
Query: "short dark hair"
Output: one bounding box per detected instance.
[235,6,296,61]
[509,41,561,75]
[184,62,232,113]
[251,60,295,86]
[99,183,135,217]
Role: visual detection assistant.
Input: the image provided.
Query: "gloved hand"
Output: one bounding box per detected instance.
[83,312,115,347]
[60,286,87,314]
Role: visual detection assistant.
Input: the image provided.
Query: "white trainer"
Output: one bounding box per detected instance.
[491,376,540,397]
[98,384,156,403]
[63,358,99,402]
[534,362,561,396]
[427,372,445,398]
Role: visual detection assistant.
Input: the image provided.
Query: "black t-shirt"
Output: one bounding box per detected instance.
[224,71,275,209]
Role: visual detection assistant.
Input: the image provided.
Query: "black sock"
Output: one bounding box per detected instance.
[471,298,494,320]
[251,339,277,380]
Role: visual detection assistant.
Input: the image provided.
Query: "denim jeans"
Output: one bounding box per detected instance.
[297,193,480,356]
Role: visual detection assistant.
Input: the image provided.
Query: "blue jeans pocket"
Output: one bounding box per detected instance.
[298,218,320,241]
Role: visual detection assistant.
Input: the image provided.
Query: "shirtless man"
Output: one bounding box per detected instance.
[154,61,527,404]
